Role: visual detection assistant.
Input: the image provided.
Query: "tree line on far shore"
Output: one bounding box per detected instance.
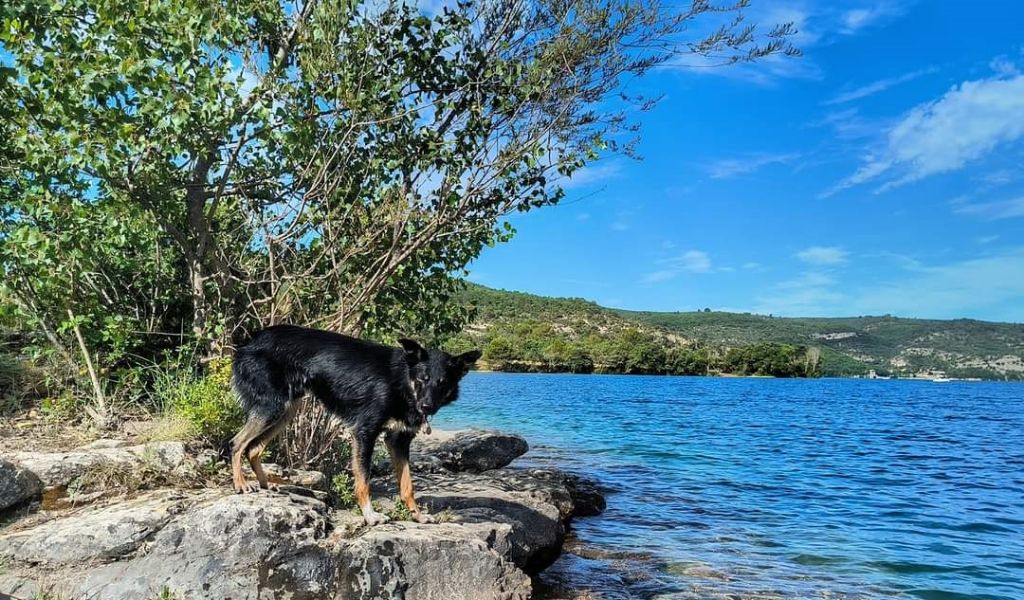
[446,323,822,378]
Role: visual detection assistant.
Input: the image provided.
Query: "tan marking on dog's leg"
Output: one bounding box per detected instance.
[388,444,427,521]
[230,416,267,492]
[247,443,270,490]
[246,402,298,490]
[351,438,389,525]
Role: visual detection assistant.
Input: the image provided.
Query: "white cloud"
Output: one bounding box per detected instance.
[671,2,911,86]
[826,71,1024,196]
[561,162,622,190]
[796,246,849,265]
[675,250,713,273]
[977,169,1018,187]
[642,250,712,283]
[839,2,905,34]
[754,270,845,315]
[990,56,1021,77]
[756,249,1024,321]
[846,248,1024,320]
[811,107,883,140]
[705,152,802,179]
[824,66,937,105]
[668,3,821,85]
[954,197,1024,220]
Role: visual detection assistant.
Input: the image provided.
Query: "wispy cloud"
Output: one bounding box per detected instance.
[796,246,849,265]
[673,2,912,86]
[839,2,908,35]
[705,152,802,179]
[810,107,884,140]
[755,270,845,315]
[824,66,937,105]
[847,248,1024,320]
[825,69,1024,196]
[642,250,712,283]
[953,196,1024,220]
[756,249,1024,321]
[561,161,622,191]
[668,3,820,86]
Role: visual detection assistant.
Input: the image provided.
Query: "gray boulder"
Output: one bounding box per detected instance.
[0,459,42,511]
[63,491,336,600]
[412,429,528,473]
[336,523,531,600]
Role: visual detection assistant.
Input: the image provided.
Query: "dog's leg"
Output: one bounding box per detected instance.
[247,443,271,490]
[351,429,389,526]
[231,415,269,493]
[246,401,299,491]
[386,430,433,523]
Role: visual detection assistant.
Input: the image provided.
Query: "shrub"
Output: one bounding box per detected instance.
[330,473,358,509]
[157,358,241,444]
[387,497,413,521]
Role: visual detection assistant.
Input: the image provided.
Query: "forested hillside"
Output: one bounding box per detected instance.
[448,284,1024,380]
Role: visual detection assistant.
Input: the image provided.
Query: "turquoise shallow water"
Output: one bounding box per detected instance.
[432,373,1024,599]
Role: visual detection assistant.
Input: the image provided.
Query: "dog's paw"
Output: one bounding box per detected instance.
[363,510,391,526]
[412,512,435,524]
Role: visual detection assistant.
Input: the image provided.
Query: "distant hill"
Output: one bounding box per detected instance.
[452,284,1024,380]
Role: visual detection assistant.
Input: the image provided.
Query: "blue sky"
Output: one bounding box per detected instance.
[468,1,1024,323]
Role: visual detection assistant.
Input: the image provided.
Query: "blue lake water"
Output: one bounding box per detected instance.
[432,373,1024,600]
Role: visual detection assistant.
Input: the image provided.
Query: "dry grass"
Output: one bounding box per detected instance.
[134,414,196,444]
[70,450,220,499]
[0,415,96,454]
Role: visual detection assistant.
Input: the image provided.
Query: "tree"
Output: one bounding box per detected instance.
[2,0,797,446]
[2,0,797,351]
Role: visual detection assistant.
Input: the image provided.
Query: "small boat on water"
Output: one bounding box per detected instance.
[931,377,952,383]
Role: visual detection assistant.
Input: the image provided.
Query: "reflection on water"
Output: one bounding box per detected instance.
[434,373,1024,600]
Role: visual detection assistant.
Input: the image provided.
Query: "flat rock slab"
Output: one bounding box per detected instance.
[8,441,186,487]
[0,489,198,565]
[337,522,531,600]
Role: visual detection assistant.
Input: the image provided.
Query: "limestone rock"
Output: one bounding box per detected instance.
[9,441,186,488]
[412,429,528,473]
[0,459,42,512]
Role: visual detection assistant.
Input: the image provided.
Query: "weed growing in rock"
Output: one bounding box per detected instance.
[386,497,413,522]
[330,473,358,509]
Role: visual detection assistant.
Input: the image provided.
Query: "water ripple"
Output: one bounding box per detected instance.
[436,374,1024,600]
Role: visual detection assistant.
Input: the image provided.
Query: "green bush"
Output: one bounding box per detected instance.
[0,351,23,414]
[330,473,358,509]
[157,359,241,444]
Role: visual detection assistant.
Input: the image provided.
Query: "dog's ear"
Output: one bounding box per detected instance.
[398,338,428,365]
[456,349,482,370]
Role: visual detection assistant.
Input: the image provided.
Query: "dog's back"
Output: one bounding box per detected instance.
[232,325,404,416]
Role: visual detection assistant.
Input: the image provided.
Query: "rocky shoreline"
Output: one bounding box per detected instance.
[0,429,604,599]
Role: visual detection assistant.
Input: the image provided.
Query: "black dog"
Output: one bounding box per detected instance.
[229,325,481,525]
